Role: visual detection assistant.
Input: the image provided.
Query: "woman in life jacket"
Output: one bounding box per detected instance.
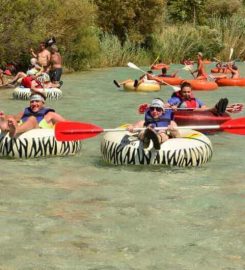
[127,98,180,150]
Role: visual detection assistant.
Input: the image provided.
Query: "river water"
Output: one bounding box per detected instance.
[0,64,244,269]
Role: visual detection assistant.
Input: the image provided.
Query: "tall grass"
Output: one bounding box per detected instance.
[207,15,245,60]
[92,33,149,67]
[151,24,223,63]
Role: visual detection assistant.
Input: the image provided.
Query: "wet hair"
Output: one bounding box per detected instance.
[180,81,192,91]
[161,67,167,74]
[40,42,47,48]
[232,65,238,70]
[51,44,58,52]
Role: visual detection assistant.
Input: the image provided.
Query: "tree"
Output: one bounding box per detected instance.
[167,0,204,25]
[94,0,165,46]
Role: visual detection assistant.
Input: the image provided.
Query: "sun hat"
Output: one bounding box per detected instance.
[150,98,164,109]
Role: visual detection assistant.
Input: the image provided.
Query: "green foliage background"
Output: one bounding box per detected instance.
[0,0,244,70]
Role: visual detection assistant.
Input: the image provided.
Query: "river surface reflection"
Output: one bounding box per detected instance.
[0,64,244,269]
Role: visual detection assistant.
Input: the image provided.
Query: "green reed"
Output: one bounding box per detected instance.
[92,32,149,67]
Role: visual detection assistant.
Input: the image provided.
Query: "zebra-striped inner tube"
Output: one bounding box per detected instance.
[101,129,213,167]
[0,129,81,159]
[13,87,62,100]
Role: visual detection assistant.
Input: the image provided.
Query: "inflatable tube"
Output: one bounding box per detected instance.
[0,129,81,159]
[155,76,184,86]
[203,60,212,64]
[13,87,62,100]
[101,129,213,167]
[181,60,194,65]
[174,111,231,133]
[211,68,231,74]
[151,64,169,70]
[215,78,245,87]
[185,79,218,91]
[123,80,160,92]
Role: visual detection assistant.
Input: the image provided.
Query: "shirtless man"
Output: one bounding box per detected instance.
[49,44,63,84]
[30,42,51,72]
[227,64,240,79]
[192,52,208,80]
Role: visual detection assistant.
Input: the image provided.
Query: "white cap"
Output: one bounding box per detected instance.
[150,99,164,109]
[30,58,37,65]
[27,68,38,75]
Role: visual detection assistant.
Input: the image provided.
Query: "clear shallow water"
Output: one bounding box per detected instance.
[0,64,244,269]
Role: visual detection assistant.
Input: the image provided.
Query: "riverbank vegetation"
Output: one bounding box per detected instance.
[0,0,244,70]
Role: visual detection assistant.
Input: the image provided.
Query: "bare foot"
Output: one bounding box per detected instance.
[0,111,5,121]
[7,118,17,137]
[0,121,9,133]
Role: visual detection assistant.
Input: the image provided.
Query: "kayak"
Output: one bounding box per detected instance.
[215,78,245,87]
[211,68,231,74]
[203,60,212,64]
[151,63,170,70]
[185,79,218,91]
[173,110,231,133]
[154,76,184,86]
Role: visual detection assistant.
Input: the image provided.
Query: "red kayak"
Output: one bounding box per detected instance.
[174,110,231,133]
[154,76,184,86]
[186,79,218,91]
[211,67,231,74]
[215,78,245,87]
[151,63,169,70]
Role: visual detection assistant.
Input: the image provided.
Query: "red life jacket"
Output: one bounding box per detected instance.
[174,92,199,108]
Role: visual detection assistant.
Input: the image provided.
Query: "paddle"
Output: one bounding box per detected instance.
[229,47,234,61]
[213,48,234,65]
[150,55,159,68]
[55,117,245,142]
[137,103,244,114]
[127,62,181,92]
[183,65,196,78]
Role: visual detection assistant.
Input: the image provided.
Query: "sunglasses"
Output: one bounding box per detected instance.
[150,107,163,112]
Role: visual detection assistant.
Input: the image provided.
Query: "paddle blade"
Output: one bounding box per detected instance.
[221,117,245,135]
[127,62,138,70]
[183,65,193,71]
[55,121,103,141]
[138,103,149,114]
[229,47,234,61]
[226,103,243,114]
